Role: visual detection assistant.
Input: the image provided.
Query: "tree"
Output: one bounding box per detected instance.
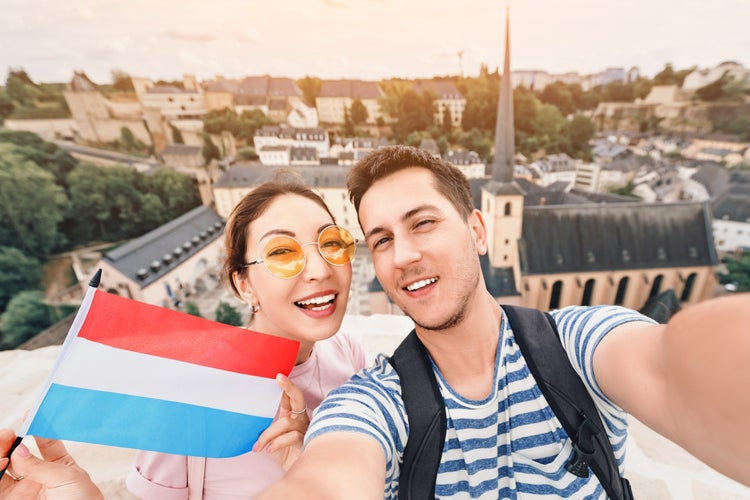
[215,302,243,326]
[539,81,575,117]
[184,301,202,317]
[695,73,728,102]
[111,70,134,93]
[0,145,69,256]
[718,254,750,292]
[237,146,259,161]
[297,76,322,107]
[202,133,221,164]
[566,114,595,160]
[0,95,14,122]
[0,290,52,349]
[0,246,42,311]
[342,107,355,137]
[441,107,452,134]
[350,98,368,125]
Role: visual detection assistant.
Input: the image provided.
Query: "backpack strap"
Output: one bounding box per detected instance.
[388,330,446,500]
[501,304,632,500]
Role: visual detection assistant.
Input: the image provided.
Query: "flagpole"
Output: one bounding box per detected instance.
[0,269,104,479]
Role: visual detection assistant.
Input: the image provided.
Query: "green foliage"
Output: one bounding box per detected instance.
[111,70,135,93]
[215,302,243,326]
[459,128,493,160]
[0,95,14,121]
[0,290,52,349]
[62,163,200,246]
[718,254,750,292]
[566,114,595,159]
[237,146,259,161]
[652,63,694,87]
[204,108,276,143]
[608,181,636,196]
[350,98,368,125]
[117,126,149,154]
[184,301,202,317]
[458,74,499,131]
[342,107,355,137]
[441,107,452,134]
[716,117,750,141]
[695,72,729,102]
[0,145,69,256]
[0,247,43,311]
[202,133,221,164]
[538,81,576,117]
[296,76,322,107]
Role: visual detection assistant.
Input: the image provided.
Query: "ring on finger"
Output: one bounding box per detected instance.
[5,466,24,481]
[290,406,307,415]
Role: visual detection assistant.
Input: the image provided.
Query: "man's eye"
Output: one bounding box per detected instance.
[372,237,391,249]
[415,219,434,228]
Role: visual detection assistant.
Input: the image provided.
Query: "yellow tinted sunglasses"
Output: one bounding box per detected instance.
[243,225,356,279]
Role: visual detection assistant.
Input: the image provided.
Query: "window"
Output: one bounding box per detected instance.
[549,281,563,309]
[581,278,595,306]
[681,272,697,301]
[504,202,512,216]
[614,277,629,305]
[649,274,664,299]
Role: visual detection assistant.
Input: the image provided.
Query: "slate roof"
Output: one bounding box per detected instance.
[214,163,351,189]
[318,80,383,99]
[518,202,717,275]
[103,206,224,288]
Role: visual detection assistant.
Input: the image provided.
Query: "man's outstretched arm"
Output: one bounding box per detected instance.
[257,432,386,499]
[594,293,750,485]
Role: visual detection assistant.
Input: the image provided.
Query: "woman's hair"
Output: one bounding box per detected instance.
[222,175,335,297]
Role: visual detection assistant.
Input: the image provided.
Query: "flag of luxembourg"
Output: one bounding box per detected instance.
[18,270,299,458]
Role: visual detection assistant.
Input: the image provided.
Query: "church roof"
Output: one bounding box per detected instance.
[518,202,716,275]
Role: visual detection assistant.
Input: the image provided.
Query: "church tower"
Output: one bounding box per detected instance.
[481,5,524,296]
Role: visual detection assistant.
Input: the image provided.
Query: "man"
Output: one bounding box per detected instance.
[3,146,749,498]
[259,145,750,498]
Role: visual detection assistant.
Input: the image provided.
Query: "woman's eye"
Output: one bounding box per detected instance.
[267,247,294,257]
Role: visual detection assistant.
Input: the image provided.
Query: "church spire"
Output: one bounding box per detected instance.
[491,5,514,183]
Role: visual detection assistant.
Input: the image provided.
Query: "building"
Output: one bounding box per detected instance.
[365,7,718,314]
[413,80,466,127]
[63,72,151,145]
[316,80,384,125]
[253,125,329,164]
[96,206,225,308]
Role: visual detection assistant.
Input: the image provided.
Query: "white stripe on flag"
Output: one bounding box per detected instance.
[54,338,282,418]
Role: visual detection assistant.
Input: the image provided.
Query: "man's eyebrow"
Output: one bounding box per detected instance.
[364,204,440,241]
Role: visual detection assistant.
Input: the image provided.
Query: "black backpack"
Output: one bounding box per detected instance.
[388,304,634,500]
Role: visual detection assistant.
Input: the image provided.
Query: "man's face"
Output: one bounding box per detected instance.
[358,167,486,331]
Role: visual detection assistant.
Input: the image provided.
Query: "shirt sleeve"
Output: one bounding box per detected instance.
[305,355,407,468]
[125,450,189,500]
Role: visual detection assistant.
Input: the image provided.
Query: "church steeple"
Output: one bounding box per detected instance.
[491,5,514,183]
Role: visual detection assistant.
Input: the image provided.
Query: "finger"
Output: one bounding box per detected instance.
[34,436,76,466]
[275,374,306,419]
[264,430,305,454]
[10,443,98,496]
[0,429,17,457]
[253,413,309,453]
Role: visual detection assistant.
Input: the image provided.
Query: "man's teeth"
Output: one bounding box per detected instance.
[296,294,336,309]
[406,278,437,291]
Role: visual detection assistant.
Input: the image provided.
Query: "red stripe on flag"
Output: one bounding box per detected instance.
[76,290,299,379]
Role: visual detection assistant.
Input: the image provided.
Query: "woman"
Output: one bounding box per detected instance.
[2,179,366,499]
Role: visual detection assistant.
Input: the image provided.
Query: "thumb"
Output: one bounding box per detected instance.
[11,443,103,498]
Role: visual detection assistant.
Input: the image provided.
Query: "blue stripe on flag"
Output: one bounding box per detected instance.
[28,384,273,458]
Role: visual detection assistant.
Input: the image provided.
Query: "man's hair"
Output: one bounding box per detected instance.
[347,145,474,219]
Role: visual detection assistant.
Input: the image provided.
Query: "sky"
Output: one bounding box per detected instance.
[2,0,748,85]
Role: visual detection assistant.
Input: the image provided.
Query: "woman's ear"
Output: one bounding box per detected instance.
[232,271,254,302]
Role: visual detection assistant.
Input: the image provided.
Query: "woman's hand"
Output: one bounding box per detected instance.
[253,374,311,471]
[0,428,103,500]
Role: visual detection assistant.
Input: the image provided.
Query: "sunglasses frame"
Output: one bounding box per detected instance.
[243,224,356,279]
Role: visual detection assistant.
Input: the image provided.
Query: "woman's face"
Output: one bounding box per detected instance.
[235,194,353,347]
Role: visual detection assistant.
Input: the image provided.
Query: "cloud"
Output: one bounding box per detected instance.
[164,30,220,43]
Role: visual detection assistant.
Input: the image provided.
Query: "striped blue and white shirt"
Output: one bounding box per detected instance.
[306,305,654,499]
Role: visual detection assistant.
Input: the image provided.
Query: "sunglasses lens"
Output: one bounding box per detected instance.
[261,236,305,278]
[318,226,356,265]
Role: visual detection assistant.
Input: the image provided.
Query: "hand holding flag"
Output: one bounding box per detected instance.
[15,270,299,459]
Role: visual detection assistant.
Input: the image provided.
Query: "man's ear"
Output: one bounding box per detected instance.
[469,209,488,255]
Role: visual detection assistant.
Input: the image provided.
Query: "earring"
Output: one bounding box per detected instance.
[251,303,260,314]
